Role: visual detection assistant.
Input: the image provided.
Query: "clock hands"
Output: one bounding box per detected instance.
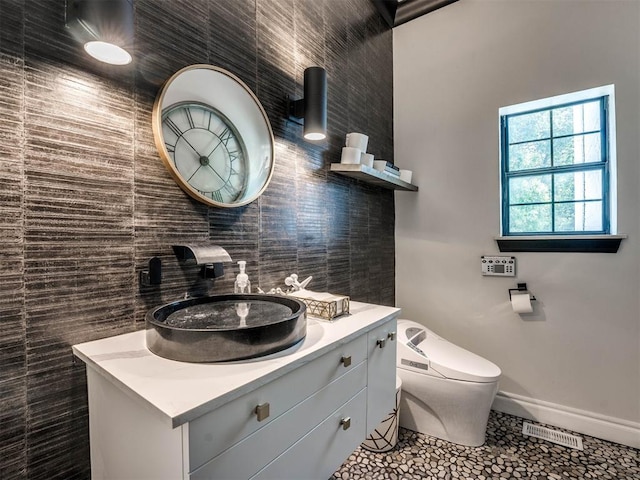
[203,127,234,159]
[164,105,244,203]
[205,164,238,197]
[184,147,237,199]
[181,135,206,160]
[193,165,238,202]
[165,116,212,162]
[204,139,223,159]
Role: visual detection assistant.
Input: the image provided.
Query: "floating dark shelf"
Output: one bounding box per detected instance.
[330,163,418,191]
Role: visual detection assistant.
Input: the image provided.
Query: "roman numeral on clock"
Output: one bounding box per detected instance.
[185,108,195,129]
[211,190,223,202]
[165,117,183,139]
[222,182,238,197]
[228,150,241,163]
[218,128,233,146]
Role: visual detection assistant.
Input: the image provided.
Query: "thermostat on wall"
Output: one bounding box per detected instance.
[481,256,516,276]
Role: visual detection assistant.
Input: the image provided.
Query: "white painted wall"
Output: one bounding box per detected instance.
[393,0,640,440]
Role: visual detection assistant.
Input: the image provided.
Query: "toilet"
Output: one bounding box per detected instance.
[396,319,501,447]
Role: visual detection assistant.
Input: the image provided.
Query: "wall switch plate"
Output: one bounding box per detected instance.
[481,255,516,276]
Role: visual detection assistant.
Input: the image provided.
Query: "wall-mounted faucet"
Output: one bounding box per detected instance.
[172,244,232,279]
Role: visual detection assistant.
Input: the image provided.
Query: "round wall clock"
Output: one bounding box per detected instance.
[152,64,275,208]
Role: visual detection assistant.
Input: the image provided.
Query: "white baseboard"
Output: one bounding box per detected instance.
[492,391,640,449]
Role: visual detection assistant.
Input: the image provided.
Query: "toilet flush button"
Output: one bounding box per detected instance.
[401,358,429,371]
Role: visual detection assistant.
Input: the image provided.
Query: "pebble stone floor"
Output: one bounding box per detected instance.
[331,411,639,480]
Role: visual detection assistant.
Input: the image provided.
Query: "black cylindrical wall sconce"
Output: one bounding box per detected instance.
[302,67,327,140]
[65,0,134,65]
[288,66,327,141]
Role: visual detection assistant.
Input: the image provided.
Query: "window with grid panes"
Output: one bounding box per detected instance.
[500,88,613,236]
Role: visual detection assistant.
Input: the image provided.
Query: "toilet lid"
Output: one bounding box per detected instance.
[413,331,501,383]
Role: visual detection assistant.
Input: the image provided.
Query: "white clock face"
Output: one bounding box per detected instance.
[161,102,248,204]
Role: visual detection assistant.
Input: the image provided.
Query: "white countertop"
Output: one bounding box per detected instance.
[73,301,400,428]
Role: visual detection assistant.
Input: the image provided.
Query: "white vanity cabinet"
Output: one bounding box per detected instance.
[73,302,399,480]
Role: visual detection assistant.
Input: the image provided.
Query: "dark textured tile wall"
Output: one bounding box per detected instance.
[0,1,26,477]
[0,1,394,478]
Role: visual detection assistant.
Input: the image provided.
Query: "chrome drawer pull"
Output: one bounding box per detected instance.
[340,417,351,430]
[341,355,352,367]
[254,402,270,422]
[388,331,396,341]
[377,338,386,348]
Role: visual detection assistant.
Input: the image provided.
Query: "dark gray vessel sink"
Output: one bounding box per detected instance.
[146,294,307,362]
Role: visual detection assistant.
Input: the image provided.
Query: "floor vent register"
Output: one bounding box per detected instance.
[522,422,584,450]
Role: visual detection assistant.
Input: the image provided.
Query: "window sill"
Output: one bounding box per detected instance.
[495,235,627,253]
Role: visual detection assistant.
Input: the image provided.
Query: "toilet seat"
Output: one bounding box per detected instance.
[397,319,501,383]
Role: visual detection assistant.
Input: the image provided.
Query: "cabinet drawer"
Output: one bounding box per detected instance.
[189,334,367,471]
[250,388,367,480]
[190,362,366,480]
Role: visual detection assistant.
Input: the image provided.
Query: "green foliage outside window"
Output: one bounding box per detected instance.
[501,97,608,235]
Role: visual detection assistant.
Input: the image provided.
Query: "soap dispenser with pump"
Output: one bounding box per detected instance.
[234,261,251,294]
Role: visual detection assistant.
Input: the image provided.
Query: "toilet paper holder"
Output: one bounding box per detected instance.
[509,283,536,301]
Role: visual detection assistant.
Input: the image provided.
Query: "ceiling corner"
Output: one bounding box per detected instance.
[372,0,459,28]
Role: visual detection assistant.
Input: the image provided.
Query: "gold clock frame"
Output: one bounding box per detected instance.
[152,64,275,208]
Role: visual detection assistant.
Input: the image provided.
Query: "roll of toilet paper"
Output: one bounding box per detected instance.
[346,132,368,152]
[399,169,412,183]
[511,293,533,313]
[341,146,362,164]
[360,152,374,167]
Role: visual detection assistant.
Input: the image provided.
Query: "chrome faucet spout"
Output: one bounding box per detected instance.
[172,244,232,265]
[172,244,232,279]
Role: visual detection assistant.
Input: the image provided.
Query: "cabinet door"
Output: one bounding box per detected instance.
[87,369,186,480]
[366,318,397,434]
